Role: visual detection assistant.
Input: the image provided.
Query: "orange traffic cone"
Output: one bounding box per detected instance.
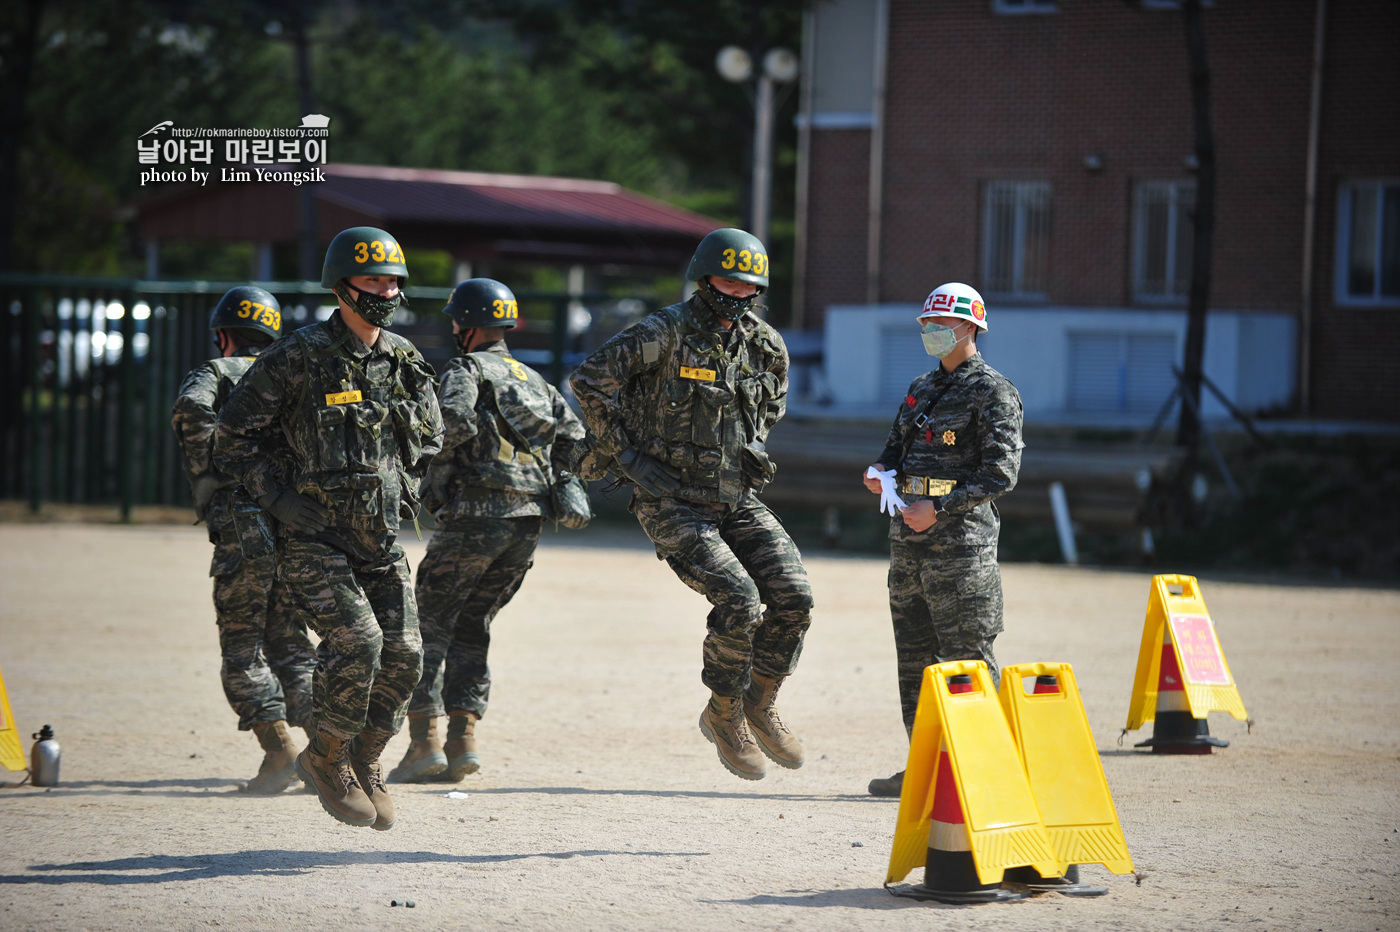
[1003,674,1109,897]
[1134,644,1227,754]
[903,674,1026,905]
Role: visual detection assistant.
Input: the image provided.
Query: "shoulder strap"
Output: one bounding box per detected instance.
[898,381,957,469]
[289,330,319,428]
[476,353,558,485]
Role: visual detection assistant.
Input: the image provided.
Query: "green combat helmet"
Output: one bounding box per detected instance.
[442,278,520,332]
[209,285,282,344]
[321,226,410,327]
[685,227,769,320]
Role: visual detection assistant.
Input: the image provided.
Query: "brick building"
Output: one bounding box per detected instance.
[795,0,1399,423]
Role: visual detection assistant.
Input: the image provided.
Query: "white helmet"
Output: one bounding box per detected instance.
[918,282,988,331]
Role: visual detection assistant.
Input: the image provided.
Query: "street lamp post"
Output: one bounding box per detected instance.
[717,46,799,245]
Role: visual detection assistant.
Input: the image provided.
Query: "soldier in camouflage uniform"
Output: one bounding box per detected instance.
[862,282,1023,797]
[391,278,587,784]
[171,286,315,796]
[570,228,813,782]
[213,227,444,829]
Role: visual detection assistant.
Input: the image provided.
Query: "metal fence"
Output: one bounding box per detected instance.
[1,274,645,519]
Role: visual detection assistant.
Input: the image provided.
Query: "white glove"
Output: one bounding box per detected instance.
[866,466,907,516]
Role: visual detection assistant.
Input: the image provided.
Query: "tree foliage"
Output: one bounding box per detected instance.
[5,0,807,315]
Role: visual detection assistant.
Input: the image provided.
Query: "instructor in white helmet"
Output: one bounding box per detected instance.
[862,283,1024,798]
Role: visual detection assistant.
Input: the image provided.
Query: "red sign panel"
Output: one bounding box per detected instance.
[1168,614,1231,686]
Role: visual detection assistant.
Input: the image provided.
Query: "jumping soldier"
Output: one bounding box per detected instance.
[391,278,587,784]
[570,228,813,781]
[213,227,444,829]
[862,282,1023,798]
[171,286,315,795]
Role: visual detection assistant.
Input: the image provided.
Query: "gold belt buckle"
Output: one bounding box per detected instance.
[901,476,956,496]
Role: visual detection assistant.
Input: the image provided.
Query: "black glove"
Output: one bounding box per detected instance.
[257,489,330,535]
[616,448,683,497]
[741,440,776,486]
[191,474,222,523]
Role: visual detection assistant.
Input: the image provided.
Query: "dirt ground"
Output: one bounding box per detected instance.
[0,520,1396,932]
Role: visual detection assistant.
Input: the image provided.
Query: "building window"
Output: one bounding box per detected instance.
[1133,180,1196,303]
[981,181,1050,299]
[1336,180,1400,306]
[993,0,1058,13]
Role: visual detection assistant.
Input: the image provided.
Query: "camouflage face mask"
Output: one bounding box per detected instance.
[697,279,757,322]
[337,281,407,327]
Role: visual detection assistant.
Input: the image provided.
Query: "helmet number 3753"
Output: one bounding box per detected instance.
[238,300,281,330]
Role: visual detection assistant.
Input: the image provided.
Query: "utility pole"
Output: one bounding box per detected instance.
[1175,0,1217,474]
[290,1,319,282]
[716,45,799,247]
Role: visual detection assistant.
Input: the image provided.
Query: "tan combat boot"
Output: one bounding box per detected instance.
[349,731,396,831]
[388,714,448,783]
[438,711,481,782]
[295,732,376,827]
[242,720,302,795]
[743,673,805,770]
[698,694,767,780]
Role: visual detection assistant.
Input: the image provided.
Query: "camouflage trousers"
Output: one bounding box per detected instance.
[633,492,813,698]
[889,540,1003,733]
[211,551,315,730]
[410,517,542,720]
[277,537,424,741]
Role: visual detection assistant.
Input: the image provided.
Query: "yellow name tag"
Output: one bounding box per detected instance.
[325,390,362,405]
[679,366,717,382]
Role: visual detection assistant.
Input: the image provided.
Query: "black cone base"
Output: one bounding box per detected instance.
[1003,863,1110,897]
[886,847,1028,905]
[1134,710,1228,754]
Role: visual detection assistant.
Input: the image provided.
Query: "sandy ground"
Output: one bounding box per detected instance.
[0,520,1397,932]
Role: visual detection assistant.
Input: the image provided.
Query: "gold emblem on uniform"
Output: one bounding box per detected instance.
[942,430,956,446]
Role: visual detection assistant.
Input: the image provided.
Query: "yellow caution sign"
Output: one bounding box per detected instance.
[1125,575,1248,731]
[999,662,1134,876]
[0,661,26,772]
[886,660,1059,885]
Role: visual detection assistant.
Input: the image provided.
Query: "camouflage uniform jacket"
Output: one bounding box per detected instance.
[213,310,445,561]
[877,353,1024,548]
[422,341,585,522]
[570,295,788,505]
[171,352,277,576]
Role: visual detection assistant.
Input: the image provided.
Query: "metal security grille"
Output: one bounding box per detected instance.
[1068,331,1178,413]
[0,274,604,518]
[982,181,1051,297]
[1339,180,1400,302]
[1133,180,1195,301]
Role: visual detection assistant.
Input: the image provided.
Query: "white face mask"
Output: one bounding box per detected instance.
[921,321,968,358]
